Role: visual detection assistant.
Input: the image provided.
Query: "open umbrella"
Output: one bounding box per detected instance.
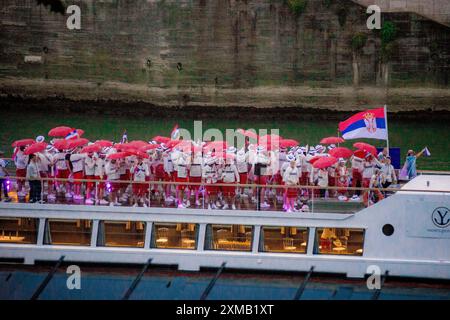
[320,136,345,144]
[126,149,150,159]
[152,136,171,144]
[308,155,322,164]
[107,152,129,160]
[48,126,73,137]
[353,142,377,156]
[11,139,35,148]
[24,142,47,155]
[94,140,113,148]
[81,144,101,154]
[66,138,89,149]
[329,147,353,159]
[140,144,159,152]
[280,139,299,148]
[52,139,69,150]
[237,129,259,141]
[353,149,367,159]
[313,156,338,169]
[129,140,149,149]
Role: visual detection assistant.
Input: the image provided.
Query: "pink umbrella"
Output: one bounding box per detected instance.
[126,148,150,159]
[140,144,159,152]
[353,142,377,156]
[353,149,366,159]
[115,143,134,151]
[24,142,47,155]
[329,147,353,159]
[152,136,171,144]
[237,129,259,141]
[11,139,35,148]
[66,138,89,149]
[313,156,338,169]
[94,140,113,148]
[52,139,69,150]
[320,136,345,144]
[81,144,101,154]
[308,156,322,164]
[48,126,73,137]
[129,140,149,149]
[107,152,129,160]
[280,139,299,148]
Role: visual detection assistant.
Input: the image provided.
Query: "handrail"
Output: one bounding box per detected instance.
[4,175,450,194]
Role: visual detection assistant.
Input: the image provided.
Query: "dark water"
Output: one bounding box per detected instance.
[1,265,449,300]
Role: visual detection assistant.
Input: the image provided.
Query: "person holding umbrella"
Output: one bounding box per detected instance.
[14,146,29,197]
[336,158,349,200]
[131,156,150,207]
[221,153,240,210]
[105,157,121,206]
[68,146,86,201]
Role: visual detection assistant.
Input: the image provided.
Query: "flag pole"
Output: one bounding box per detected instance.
[384,104,389,156]
[337,128,340,147]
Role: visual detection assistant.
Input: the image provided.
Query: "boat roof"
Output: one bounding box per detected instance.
[402,175,450,193]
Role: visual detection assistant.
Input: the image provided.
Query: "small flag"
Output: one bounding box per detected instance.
[65,129,79,140]
[422,147,431,157]
[171,124,180,140]
[121,130,128,144]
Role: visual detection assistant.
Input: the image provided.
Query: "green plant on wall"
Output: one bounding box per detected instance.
[285,0,308,17]
[378,21,397,85]
[351,32,367,86]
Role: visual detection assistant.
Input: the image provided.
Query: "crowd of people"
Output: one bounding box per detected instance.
[0,127,416,212]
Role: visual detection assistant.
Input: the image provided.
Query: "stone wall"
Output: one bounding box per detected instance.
[0,0,449,110]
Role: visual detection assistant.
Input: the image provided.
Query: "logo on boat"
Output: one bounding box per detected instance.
[431,207,450,228]
[363,112,377,133]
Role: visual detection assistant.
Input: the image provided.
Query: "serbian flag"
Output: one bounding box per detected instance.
[171,124,180,140]
[339,107,388,140]
[65,129,79,140]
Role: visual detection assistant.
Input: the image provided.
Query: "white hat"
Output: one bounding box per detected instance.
[256,145,266,152]
[227,146,237,153]
[206,156,216,165]
[327,144,336,150]
[308,147,316,154]
[286,154,296,162]
[237,148,245,156]
[36,135,45,143]
[339,157,346,163]
[315,145,325,152]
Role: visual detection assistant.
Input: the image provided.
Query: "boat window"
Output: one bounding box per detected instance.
[151,223,198,250]
[0,217,38,244]
[97,221,146,248]
[205,224,253,252]
[259,226,308,254]
[44,219,92,246]
[314,228,364,256]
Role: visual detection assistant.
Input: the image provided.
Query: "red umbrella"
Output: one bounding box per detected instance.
[126,149,150,159]
[308,155,322,164]
[24,142,47,155]
[81,144,101,154]
[313,156,338,169]
[107,152,129,160]
[129,140,148,149]
[320,136,345,144]
[94,140,113,148]
[52,139,69,150]
[115,143,134,151]
[237,129,259,141]
[66,138,89,149]
[204,141,228,152]
[48,126,73,137]
[140,144,159,152]
[329,147,353,159]
[353,142,377,156]
[152,136,171,144]
[353,149,366,158]
[11,139,35,148]
[279,139,299,148]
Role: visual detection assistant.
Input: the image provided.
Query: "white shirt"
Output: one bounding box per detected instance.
[70,154,85,173]
[189,155,203,177]
[94,158,105,176]
[132,162,149,182]
[283,166,300,186]
[105,161,120,180]
[14,151,28,170]
[26,161,40,180]
[236,152,248,173]
[163,154,174,173]
[381,163,396,183]
[222,164,240,183]
[54,152,68,170]
[317,169,329,187]
[175,155,188,178]
[84,156,96,176]
[351,156,364,172]
[202,163,218,183]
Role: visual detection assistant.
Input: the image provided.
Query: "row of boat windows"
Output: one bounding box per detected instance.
[0,218,364,256]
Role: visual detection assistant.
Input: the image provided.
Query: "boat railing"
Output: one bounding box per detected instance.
[1,175,448,214]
